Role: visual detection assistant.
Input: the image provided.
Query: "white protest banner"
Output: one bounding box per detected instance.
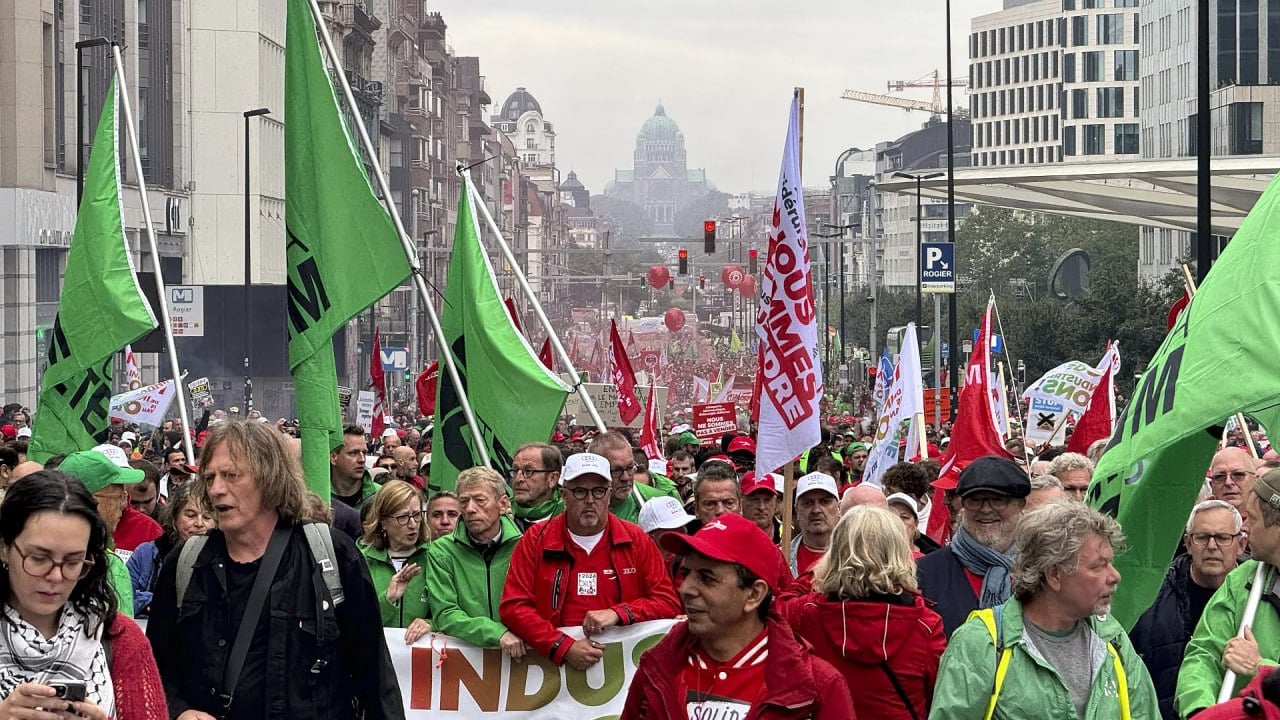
[338,385,353,421]
[392,620,675,717]
[753,92,822,476]
[1021,356,1108,447]
[563,383,666,429]
[356,390,376,434]
[123,345,142,391]
[187,377,214,410]
[863,323,924,486]
[110,380,176,427]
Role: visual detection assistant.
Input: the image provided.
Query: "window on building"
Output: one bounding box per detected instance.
[1063,0,1075,9]
[526,121,537,133]
[1114,122,1139,153]
[1083,123,1106,154]
[1098,14,1124,44]
[1114,49,1138,80]
[1269,3,1280,83]
[1084,0,1103,7]
[1064,53,1076,82]
[1063,125,1077,155]
[1083,51,1104,81]
[36,248,64,302]
[1241,0,1260,85]
[1116,0,1138,6]
[1219,0,1238,85]
[1072,88,1089,118]
[1231,102,1264,154]
[1097,87,1124,117]
[1072,15,1088,45]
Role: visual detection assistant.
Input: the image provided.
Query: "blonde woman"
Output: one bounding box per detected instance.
[360,480,431,643]
[778,505,946,720]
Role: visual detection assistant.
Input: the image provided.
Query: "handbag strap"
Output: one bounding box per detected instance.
[220,524,291,711]
[879,662,920,720]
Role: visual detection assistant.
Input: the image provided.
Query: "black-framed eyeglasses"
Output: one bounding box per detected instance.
[565,486,610,501]
[1187,532,1242,547]
[610,464,640,480]
[961,495,1012,511]
[1210,471,1254,486]
[385,511,423,527]
[513,466,549,478]
[11,544,94,580]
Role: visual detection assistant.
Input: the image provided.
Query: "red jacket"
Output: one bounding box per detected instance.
[777,591,946,720]
[499,513,681,665]
[620,614,856,720]
[108,612,168,720]
[113,506,162,553]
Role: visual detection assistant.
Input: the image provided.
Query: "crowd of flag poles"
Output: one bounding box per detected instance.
[26,0,1280,700]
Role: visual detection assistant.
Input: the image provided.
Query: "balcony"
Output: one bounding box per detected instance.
[338,1,380,38]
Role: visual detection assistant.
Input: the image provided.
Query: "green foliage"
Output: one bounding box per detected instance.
[672,191,731,239]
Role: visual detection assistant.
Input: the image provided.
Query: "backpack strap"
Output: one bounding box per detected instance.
[174,535,209,612]
[303,523,344,606]
[968,607,1013,720]
[1106,641,1131,720]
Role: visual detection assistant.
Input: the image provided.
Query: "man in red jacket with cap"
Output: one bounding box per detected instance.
[622,513,856,720]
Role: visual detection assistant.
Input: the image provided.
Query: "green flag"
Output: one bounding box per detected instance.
[29,79,157,463]
[429,176,570,492]
[1090,173,1280,629]
[729,328,743,354]
[286,0,410,499]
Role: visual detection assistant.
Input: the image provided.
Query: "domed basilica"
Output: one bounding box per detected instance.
[605,103,710,236]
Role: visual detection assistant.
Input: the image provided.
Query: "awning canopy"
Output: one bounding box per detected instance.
[875,156,1280,236]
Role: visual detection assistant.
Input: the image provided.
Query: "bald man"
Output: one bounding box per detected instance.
[839,484,887,515]
[392,445,422,488]
[1208,447,1258,515]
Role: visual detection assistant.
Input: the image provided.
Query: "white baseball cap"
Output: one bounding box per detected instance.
[91,443,133,469]
[886,492,921,520]
[796,471,839,500]
[381,427,398,439]
[119,431,138,447]
[15,427,31,439]
[560,452,612,485]
[648,458,668,476]
[639,496,695,534]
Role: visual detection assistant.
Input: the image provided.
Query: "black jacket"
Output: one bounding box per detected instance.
[146,522,404,720]
[1130,554,1202,720]
[915,545,979,638]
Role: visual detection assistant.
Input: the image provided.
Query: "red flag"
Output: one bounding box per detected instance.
[416,361,439,416]
[609,320,642,424]
[369,327,387,438]
[928,297,1013,544]
[539,338,554,371]
[504,297,524,336]
[749,345,763,423]
[1166,291,1190,330]
[640,380,664,460]
[1066,342,1120,455]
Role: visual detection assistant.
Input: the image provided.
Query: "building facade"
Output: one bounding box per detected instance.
[606,103,711,236]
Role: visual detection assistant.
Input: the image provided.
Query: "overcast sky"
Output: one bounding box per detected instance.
[433,0,1004,195]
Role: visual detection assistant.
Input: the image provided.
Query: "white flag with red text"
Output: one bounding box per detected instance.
[123,344,142,392]
[863,324,924,487]
[753,93,823,475]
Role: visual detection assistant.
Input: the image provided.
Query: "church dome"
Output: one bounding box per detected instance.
[561,170,585,191]
[500,87,543,121]
[639,103,682,140]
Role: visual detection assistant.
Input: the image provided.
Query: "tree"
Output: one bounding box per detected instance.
[672,191,732,239]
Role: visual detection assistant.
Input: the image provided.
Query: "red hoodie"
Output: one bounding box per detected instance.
[777,591,946,720]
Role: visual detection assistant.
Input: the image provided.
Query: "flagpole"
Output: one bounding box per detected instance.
[780,85,805,559]
[303,0,489,466]
[466,177,608,432]
[109,46,197,466]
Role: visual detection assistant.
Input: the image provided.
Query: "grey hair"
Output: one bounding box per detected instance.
[1012,502,1125,602]
[1030,474,1063,491]
[455,466,509,500]
[1184,499,1243,535]
[1047,452,1094,476]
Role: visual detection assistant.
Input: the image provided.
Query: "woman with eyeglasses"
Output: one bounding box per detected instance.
[360,479,432,643]
[0,470,167,720]
[126,483,211,617]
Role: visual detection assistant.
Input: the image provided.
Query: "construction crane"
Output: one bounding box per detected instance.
[841,69,968,117]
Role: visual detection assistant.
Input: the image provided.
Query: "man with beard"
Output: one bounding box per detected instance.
[787,472,841,578]
[500,453,680,669]
[508,442,563,530]
[917,455,1030,637]
[667,451,696,501]
[844,441,869,485]
[931,501,1158,718]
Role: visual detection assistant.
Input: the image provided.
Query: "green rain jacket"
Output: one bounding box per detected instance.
[610,481,668,524]
[360,541,432,628]
[1176,559,1280,717]
[424,515,522,647]
[929,597,1158,720]
[108,550,133,618]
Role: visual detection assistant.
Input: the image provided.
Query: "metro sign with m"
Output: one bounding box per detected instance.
[380,346,409,371]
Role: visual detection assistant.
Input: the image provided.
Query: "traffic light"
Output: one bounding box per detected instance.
[678,248,689,275]
[668,279,675,290]
[699,274,706,290]
[703,220,717,253]
[404,370,412,382]
[749,248,759,274]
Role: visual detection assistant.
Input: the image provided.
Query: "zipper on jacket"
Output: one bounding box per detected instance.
[551,569,564,611]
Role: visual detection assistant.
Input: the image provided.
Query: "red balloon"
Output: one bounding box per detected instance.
[721,265,745,289]
[647,265,671,289]
[738,274,757,298]
[664,307,686,332]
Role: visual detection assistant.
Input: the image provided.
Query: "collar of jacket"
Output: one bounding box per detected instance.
[360,539,430,565]
[443,514,523,549]
[999,595,1126,680]
[540,513,633,554]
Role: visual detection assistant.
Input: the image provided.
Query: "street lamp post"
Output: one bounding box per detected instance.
[243,107,271,413]
[893,170,943,340]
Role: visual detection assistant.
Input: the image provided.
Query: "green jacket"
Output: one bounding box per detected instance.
[425,516,522,647]
[1176,559,1280,717]
[108,550,133,619]
[360,542,431,628]
[929,597,1158,720]
[610,481,667,524]
[334,471,382,512]
[646,472,681,500]
[511,492,563,525]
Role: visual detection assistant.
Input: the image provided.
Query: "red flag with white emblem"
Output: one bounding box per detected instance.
[609,320,642,424]
[369,327,387,438]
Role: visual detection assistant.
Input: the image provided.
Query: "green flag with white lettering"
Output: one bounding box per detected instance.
[1090,173,1280,629]
[29,78,157,463]
[286,0,410,499]
[429,176,570,492]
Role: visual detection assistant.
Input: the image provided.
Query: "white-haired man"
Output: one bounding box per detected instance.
[1047,452,1094,501]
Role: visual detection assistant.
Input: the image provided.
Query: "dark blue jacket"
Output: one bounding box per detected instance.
[1130,554,1201,720]
[916,545,979,638]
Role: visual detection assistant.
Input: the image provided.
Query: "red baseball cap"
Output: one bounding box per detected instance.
[727,436,756,455]
[0,425,14,440]
[740,471,780,497]
[1194,667,1280,720]
[660,513,782,592]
